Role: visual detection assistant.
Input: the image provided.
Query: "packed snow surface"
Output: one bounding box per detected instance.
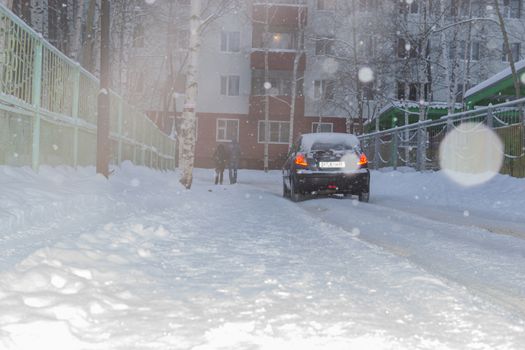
[1,162,525,349]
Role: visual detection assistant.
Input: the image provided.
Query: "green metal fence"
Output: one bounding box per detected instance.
[360,98,525,178]
[0,4,176,171]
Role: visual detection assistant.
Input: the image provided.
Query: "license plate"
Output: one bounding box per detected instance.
[319,161,345,168]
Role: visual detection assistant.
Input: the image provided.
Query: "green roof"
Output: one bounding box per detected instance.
[465,60,525,107]
[370,101,461,131]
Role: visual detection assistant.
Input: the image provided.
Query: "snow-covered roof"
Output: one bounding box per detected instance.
[300,132,359,151]
[378,101,460,117]
[464,59,525,99]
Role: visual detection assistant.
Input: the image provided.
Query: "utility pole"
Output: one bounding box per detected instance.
[97,0,110,177]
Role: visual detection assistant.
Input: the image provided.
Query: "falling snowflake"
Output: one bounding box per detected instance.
[264,82,272,90]
[439,122,503,187]
[358,67,374,83]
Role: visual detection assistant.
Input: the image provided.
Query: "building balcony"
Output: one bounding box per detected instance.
[253,0,307,4]
[252,2,307,27]
[250,50,306,71]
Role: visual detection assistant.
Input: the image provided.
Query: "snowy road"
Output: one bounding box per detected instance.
[1,164,525,349]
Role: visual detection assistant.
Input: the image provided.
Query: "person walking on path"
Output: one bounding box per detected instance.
[213,144,227,185]
[228,138,240,184]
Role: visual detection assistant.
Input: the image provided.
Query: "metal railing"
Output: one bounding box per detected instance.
[359,98,525,178]
[0,4,176,171]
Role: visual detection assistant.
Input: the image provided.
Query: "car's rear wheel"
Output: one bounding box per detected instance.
[282,180,290,198]
[358,191,369,202]
[290,177,303,202]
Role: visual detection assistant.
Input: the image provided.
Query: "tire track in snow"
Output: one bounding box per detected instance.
[298,198,525,319]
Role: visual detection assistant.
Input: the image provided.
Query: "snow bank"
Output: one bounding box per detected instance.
[372,167,525,222]
[0,163,524,349]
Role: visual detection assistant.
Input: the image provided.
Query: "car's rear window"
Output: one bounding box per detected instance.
[310,142,354,151]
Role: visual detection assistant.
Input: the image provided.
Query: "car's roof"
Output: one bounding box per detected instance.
[300,132,360,151]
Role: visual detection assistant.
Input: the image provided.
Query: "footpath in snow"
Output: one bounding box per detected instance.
[0,162,524,349]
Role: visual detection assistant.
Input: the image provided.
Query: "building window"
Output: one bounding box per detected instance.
[397,38,418,58]
[220,31,240,53]
[314,80,334,100]
[397,81,429,101]
[312,122,333,133]
[258,121,290,144]
[503,0,521,18]
[450,0,471,17]
[130,71,144,93]
[449,41,481,61]
[174,74,187,93]
[399,0,418,14]
[455,84,469,103]
[220,75,240,96]
[251,70,303,96]
[317,0,336,10]
[176,29,190,49]
[315,37,334,56]
[133,23,144,48]
[358,35,376,58]
[358,0,378,12]
[358,81,375,100]
[471,41,480,61]
[502,42,521,61]
[397,81,405,100]
[397,38,419,58]
[216,119,239,142]
[263,31,299,50]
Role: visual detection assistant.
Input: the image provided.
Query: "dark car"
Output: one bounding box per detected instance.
[282,132,370,202]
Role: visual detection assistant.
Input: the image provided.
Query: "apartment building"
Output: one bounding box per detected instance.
[8,0,522,169]
[185,1,521,169]
[130,0,354,169]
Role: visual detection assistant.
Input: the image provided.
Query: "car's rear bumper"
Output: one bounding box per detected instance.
[294,169,370,194]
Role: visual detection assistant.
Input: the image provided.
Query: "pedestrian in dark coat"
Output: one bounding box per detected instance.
[228,138,240,184]
[213,144,227,185]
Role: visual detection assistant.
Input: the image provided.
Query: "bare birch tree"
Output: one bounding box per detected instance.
[178,0,201,189]
[178,0,239,189]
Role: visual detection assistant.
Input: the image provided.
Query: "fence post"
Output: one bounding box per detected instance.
[72,63,80,168]
[416,103,427,171]
[132,114,137,164]
[373,133,380,169]
[392,128,398,170]
[31,40,43,172]
[446,115,453,134]
[404,110,409,166]
[117,97,123,165]
[486,103,494,129]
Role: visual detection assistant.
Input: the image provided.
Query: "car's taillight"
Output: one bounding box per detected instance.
[295,153,308,167]
[358,153,368,167]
